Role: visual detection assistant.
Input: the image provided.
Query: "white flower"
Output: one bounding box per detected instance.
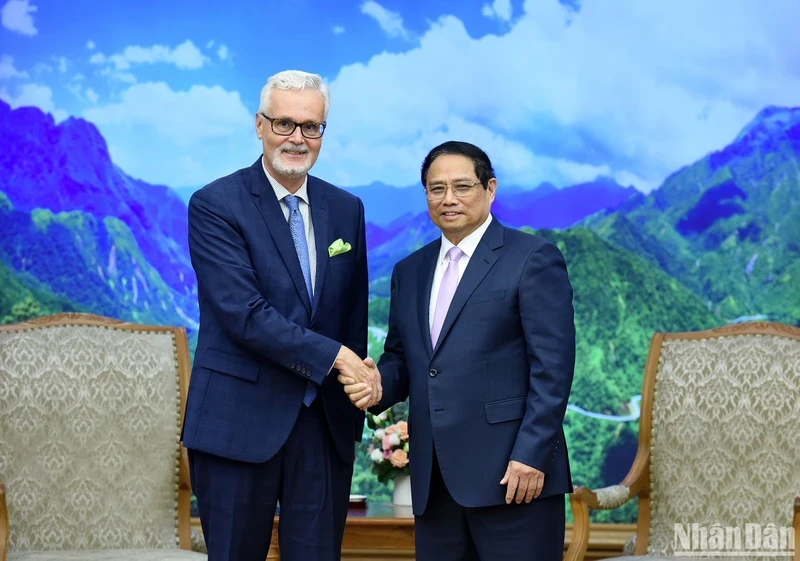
[389,433,401,447]
[370,449,384,463]
[378,411,389,421]
[374,429,385,439]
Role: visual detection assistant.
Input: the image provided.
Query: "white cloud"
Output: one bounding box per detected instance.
[82,81,258,186]
[0,54,27,79]
[54,56,67,73]
[217,44,229,61]
[206,39,215,48]
[482,0,513,22]
[360,1,409,39]
[332,25,346,35]
[91,39,208,72]
[315,0,800,190]
[1,0,37,36]
[85,87,98,104]
[0,82,67,121]
[86,40,95,50]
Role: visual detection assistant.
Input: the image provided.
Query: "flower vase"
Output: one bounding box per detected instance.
[392,474,412,506]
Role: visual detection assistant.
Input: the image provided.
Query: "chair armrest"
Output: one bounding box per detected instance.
[1,484,9,561]
[573,484,633,510]
[793,497,799,561]
[564,493,591,561]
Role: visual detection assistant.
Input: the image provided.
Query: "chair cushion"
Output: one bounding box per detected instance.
[9,550,206,560]
[647,333,800,557]
[0,324,184,550]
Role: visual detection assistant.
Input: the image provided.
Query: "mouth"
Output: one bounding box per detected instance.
[280,147,309,159]
[440,211,462,220]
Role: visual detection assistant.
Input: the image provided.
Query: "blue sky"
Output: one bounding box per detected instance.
[2,0,799,191]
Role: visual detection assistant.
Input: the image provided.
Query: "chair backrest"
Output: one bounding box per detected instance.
[0,313,191,551]
[644,322,800,559]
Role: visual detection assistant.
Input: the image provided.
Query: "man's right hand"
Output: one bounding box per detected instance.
[336,348,382,409]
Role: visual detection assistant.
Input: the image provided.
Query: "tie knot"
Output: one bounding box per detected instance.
[447,247,463,263]
[284,195,300,211]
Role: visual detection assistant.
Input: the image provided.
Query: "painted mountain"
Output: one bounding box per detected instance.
[2,99,797,521]
[582,105,800,326]
[0,101,197,329]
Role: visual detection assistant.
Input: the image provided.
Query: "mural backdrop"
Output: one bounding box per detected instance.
[2,0,799,523]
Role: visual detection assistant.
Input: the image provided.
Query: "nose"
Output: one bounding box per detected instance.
[288,127,305,144]
[442,185,458,204]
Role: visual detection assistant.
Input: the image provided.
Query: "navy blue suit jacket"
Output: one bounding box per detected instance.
[372,217,575,515]
[182,157,368,464]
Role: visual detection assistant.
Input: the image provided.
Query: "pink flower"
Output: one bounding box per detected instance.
[390,449,409,468]
[384,449,392,459]
[382,434,393,451]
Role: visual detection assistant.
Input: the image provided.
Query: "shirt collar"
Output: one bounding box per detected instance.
[262,156,309,205]
[438,214,493,264]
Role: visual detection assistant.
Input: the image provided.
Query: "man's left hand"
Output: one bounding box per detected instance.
[500,460,544,504]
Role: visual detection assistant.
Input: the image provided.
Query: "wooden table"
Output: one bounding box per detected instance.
[257,502,633,560]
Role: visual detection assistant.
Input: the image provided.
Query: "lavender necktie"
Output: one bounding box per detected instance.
[431,246,463,346]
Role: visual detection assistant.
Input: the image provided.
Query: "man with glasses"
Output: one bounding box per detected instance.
[343,141,576,560]
[183,69,379,561]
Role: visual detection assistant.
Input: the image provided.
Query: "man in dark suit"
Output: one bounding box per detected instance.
[182,70,378,561]
[344,141,576,561]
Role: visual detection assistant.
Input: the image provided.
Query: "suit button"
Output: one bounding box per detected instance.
[429,369,437,377]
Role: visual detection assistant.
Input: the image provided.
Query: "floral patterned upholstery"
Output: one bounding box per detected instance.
[645,332,800,559]
[0,316,205,559]
[567,324,800,561]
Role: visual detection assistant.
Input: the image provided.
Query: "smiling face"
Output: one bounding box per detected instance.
[425,153,496,245]
[255,87,325,190]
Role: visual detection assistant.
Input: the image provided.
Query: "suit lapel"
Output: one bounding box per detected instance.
[432,218,503,356]
[417,241,440,358]
[248,158,312,315]
[308,177,329,320]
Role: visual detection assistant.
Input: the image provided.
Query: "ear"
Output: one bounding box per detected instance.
[255,113,264,140]
[487,178,498,201]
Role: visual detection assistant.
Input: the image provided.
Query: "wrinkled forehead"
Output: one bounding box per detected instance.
[426,154,478,184]
[268,88,326,121]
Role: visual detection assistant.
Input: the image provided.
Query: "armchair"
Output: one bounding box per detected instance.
[0,313,206,560]
[567,322,800,561]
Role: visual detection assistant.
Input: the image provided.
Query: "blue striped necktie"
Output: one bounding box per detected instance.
[284,194,316,406]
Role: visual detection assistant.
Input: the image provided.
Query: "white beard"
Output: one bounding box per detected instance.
[273,146,312,177]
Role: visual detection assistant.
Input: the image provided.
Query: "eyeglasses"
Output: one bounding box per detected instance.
[260,113,326,139]
[424,180,483,200]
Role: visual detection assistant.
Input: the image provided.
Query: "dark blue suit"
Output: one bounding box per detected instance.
[182,157,368,561]
[373,217,575,561]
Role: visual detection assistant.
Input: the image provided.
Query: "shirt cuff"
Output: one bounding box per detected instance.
[326,345,342,376]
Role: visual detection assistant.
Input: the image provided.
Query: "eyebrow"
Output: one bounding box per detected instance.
[429,177,475,184]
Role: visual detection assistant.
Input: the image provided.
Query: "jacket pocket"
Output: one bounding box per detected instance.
[466,289,506,306]
[484,396,527,424]
[194,347,261,382]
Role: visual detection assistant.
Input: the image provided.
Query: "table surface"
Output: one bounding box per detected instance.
[346,501,414,523]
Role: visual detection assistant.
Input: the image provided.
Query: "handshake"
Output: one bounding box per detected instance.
[334,346,383,411]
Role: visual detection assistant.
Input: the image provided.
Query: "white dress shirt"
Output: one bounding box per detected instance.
[262,158,316,292]
[429,214,493,331]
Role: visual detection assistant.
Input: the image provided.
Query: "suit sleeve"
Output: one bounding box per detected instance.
[343,198,369,361]
[188,186,341,385]
[369,265,410,414]
[510,239,576,473]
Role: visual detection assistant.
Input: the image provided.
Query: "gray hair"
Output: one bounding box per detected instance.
[258,70,330,120]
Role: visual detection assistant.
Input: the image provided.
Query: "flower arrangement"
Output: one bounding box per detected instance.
[366,407,410,484]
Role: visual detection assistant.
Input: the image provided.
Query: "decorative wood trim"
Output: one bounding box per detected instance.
[793,496,799,561]
[0,484,8,561]
[662,321,800,341]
